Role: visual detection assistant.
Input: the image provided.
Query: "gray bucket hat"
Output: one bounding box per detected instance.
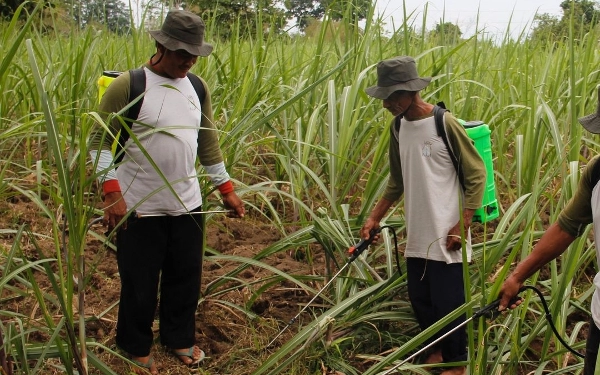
[579,85,600,134]
[149,10,213,57]
[365,56,431,99]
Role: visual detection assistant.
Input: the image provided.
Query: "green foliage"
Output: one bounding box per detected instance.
[180,0,287,40]
[71,0,132,34]
[285,0,321,30]
[2,1,600,374]
[530,0,600,43]
[0,0,38,19]
[429,21,463,44]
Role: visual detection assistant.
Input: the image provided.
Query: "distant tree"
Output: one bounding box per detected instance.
[322,0,370,24]
[0,0,53,20]
[530,13,562,41]
[429,21,462,43]
[284,0,370,31]
[561,0,600,24]
[285,0,321,30]
[530,0,600,42]
[71,0,131,34]
[160,0,286,40]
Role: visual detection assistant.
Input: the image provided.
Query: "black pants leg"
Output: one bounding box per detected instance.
[115,214,166,357]
[159,212,204,349]
[115,210,204,356]
[584,316,600,375]
[406,257,467,363]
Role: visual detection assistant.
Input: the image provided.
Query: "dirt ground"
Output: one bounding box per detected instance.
[0,195,590,375]
[0,197,327,375]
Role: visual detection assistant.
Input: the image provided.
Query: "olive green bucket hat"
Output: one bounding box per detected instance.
[579,85,600,134]
[149,10,213,57]
[365,56,431,100]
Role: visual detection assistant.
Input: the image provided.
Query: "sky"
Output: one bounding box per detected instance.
[373,0,564,40]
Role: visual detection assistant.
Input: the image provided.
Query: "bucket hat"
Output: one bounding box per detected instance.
[365,56,431,100]
[149,10,213,57]
[579,85,600,134]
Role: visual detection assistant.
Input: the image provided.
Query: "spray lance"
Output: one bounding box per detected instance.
[376,285,584,375]
[266,228,382,349]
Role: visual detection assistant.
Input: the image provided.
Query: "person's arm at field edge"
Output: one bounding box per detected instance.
[498,222,576,310]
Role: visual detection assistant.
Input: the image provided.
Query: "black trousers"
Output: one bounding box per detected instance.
[115,208,204,357]
[584,316,600,375]
[406,257,467,363]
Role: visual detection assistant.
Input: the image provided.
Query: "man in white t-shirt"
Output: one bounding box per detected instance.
[361,56,486,375]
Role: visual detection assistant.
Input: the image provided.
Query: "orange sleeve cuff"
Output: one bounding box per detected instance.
[103,179,121,195]
[217,180,234,195]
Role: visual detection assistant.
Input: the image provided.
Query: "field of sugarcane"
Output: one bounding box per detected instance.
[2,2,600,375]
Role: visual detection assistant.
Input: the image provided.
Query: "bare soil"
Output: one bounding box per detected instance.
[0,197,325,375]
[0,195,592,375]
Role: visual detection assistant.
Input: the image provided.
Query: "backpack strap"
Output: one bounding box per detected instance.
[433,105,465,190]
[127,68,146,123]
[114,68,146,164]
[590,156,600,188]
[186,72,206,104]
[392,116,401,143]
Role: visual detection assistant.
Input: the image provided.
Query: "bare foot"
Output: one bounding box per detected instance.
[440,366,466,375]
[130,355,158,375]
[422,349,443,371]
[172,345,205,366]
[424,349,443,364]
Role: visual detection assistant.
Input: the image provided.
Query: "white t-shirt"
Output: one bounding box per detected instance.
[399,116,472,263]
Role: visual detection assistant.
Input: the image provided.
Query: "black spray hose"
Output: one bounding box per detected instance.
[481,286,584,358]
[518,285,585,358]
[379,225,401,276]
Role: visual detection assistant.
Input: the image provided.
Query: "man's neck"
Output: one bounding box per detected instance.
[403,101,434,121]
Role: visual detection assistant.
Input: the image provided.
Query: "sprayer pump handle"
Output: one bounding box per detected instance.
[348,228,380,258]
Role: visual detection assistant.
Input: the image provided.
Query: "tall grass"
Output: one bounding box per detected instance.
[1,1,600,374]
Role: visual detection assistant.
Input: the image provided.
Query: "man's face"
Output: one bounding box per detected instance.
[161,49,198,79]
[383,90,415,116]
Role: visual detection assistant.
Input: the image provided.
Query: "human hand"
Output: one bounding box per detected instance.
[359,218,381,244]
[446,210,473,251]
[446,223,462,251]
[222,192,245,218]
[498,275,524,311]
[103,191,128,231]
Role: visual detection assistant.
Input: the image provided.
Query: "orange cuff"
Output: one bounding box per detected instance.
[217,181,234,195]
[103,179,121,195]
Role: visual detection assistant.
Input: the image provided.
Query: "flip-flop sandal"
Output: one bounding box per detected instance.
[130,357,159,375]
[172,346,205,366]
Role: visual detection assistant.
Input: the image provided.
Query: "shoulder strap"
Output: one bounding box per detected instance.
[433,105,465,190]
[128,68,146,122]
[392,116,401,142]
[186,72,206,105]
[115,68,146,165]
[590,156,600,187]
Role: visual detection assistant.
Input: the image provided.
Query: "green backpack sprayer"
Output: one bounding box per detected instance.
[437,103,499,223]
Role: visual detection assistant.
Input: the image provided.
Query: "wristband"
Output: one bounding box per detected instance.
[103,179,121,195]
[217,180,234,195]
